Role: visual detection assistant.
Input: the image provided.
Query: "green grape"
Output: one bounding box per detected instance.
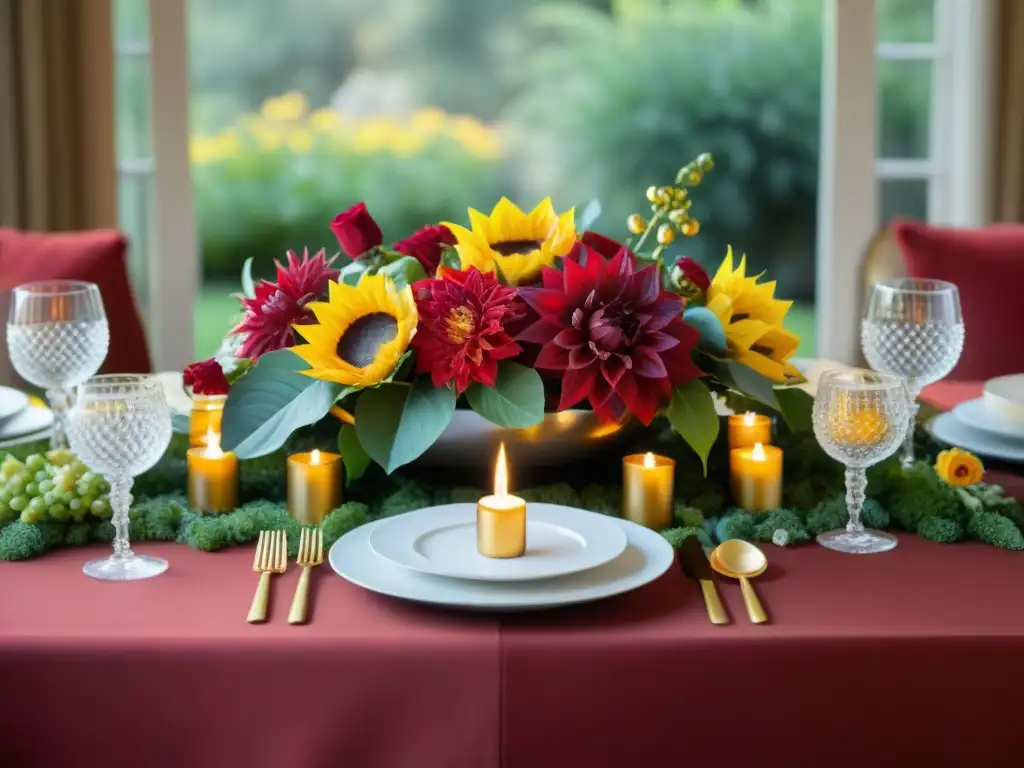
[27,496,45,513]
[9,495,28,512]
[0,500,11,522]
[34,470,49,484]
[46,449,74,467]
[0,457,23,480]
[37,479,54,495]
[19,509,34,523]
[49,503,68,520]
[90,499,109,517]
[57,473,75,492]
[0,488,11,504]
[7,473,28,494]
[68,499,82,512]
[81,493,97,509]
[24,454,45,472]
[24,482,38,496]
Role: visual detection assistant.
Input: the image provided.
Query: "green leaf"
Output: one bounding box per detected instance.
[171,412,191,435]
[665,378,720,474]
[577,198,602,230]
[240,257,256,298]
[466,362,545,428]
[355,379,456,474]
[774,386,813,433]
[221,350,344,458]
[439,248,461,271]
[378,255,427,289]
[337,422,371,484]
[339,260,368,287]
[711,359,781,411]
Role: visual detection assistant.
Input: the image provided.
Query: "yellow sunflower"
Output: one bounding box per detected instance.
[443,197,576,285]
[706,247,801,382]
[291,274,417,387]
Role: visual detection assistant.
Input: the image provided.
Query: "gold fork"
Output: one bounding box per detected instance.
[247,529,288,624]
[288,526,324,625]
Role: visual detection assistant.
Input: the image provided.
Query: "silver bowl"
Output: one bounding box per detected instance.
[418,409,640,469]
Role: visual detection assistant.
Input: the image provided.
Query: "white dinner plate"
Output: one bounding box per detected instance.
[0,405,53,441]
[929,412,1024,463]
[952,397,1024,440]
[0,387,29,423]
[368,504,628,582]
[331,512,675,611]
[0,426,51,450]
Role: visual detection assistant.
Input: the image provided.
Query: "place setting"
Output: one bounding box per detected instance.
[930,374,1024,463]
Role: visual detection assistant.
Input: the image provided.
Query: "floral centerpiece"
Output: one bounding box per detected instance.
[189,153,807,480]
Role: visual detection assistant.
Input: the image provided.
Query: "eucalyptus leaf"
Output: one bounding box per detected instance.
[577,198,602,230]
[774,386,813,433]
[664,378,720,474]
[337,422,372,484]
[171,412,191,435]
[220,350,344,458]
[340,260,368,287]
[466,362,545,428]
[711,359,781,411]
[439,248,461,271]
[683,306,728,356]
[378,255,427,289]
[240,257,256,299]
[355,379,456,474]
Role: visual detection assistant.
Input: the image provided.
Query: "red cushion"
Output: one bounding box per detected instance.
[920,380,983,411]
[0,228,152,374]
[893,219,1024,381]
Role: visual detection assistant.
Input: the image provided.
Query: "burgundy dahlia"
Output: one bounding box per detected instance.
[232,248,340,360]
[183,358,229,395]
[517,245,701,425]
[394,225,457,275]
[412,267,524,394]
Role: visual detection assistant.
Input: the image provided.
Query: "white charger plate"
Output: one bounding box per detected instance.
[0,406,53,441]
[0,387,29,422]
[0,426,51,449]
[952,397,1024,440]
[369,504,628,582]
[930,412,1024,463]
[331,513,675,611]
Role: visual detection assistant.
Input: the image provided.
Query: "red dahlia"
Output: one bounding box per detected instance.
[518,244,701,425]
[394,225,457,275]
[411,267,524,394]
[232,248,340,359]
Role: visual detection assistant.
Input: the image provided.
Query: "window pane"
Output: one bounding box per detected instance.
[114,0,150,47]
[877,0,934,43]
[880,178,928,224]
[116,53,153,162]
[117,172,154,311]
[878,58,930,159]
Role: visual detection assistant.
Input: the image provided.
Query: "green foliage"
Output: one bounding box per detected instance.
[880,461,965,532]
[661,526,712,551]
[338,423,372,484]
[518,483,581,508]
[716,509,757,542]
[673,504,705,529]
[450,486,488,504]
[321,503,369,549]
[804,496,847,537]
[356,380,457,473]
[752,509,810,545]
[664,379,719,473]
[580,484,621,516]
[0,521,49,560]
[967,510,1024,551]
[686,486,727,517]
[917,516,964,544]
[466,362,545,428]
[377,479,436,518]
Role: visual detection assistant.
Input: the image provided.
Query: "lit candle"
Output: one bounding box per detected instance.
[287,449,343,525]
[730,442,783,512]
[187,427,238,513]
[622,452,675,530]
[189,393,227,447]
[728,411,772,450]
[477,443,527,558]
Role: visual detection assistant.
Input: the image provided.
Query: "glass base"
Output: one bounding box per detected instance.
[83,553,168,581]
[817,529,898,555]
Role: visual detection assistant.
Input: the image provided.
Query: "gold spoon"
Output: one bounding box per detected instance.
[711,539,768,624]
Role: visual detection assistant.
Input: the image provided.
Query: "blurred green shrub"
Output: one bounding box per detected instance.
[192,93,506,280]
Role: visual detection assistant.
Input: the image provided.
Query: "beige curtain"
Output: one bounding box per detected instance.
[995,0,1024,222]
[0,0,116,231]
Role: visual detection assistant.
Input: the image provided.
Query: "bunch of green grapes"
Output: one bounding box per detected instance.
[0,450,110,525]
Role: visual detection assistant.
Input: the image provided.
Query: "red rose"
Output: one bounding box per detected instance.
[580,231,634,260]
[394,225,457,275]
[674,257,710,292]
[330,203,383,258]
[183,358,230,396]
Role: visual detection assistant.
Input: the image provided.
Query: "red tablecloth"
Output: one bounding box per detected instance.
[2,537,1023,767]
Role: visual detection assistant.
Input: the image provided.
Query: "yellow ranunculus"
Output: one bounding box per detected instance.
[706,246,802,383]
[935,448,984,487]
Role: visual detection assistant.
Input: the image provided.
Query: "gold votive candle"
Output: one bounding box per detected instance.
[186,435,238,513]
[477,443,526,558]
[728,411,772,450]
[287,449,343,525]
[730,442,783,512]
[190,394,227,448]
[622,452,675,530]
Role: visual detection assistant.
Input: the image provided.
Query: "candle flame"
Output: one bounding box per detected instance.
[643,452,656,469]
[494,442,509,497]
[752,442,766,462]
[205,427,223,458]
[743,411,757,426]
[310,449,321,465]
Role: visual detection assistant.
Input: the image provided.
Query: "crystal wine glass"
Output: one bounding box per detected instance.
[862,278,963,468]
[812,369,910,554]
[67,375,172,580]
[6,281,110,450]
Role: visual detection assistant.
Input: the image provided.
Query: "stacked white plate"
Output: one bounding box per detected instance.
[930,374,1024,463]
[0,386,53,448]
[329,503,676,611]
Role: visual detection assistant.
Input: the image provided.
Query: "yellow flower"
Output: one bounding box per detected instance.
[260,91,308,122]
[291,275,417,388]
[935,448,984,487]
[444,198,576,286]
[286,128,315,154]
[309,108,344,135]
[411,107,448,134]
[706,246,801,382]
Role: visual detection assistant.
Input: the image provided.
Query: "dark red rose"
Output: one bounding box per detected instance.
[330,203,383,258]
[394,225,457,275]
[183,358,230,396]
[674,257,710,292]
[580,231,634,261]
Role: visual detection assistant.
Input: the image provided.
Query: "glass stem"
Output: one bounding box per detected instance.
[108,475,135,560]
[901,382,921,470]
[45,387,72,451]
[845,467,867,534]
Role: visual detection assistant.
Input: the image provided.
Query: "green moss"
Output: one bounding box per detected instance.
[673,504,705,529]
[64,521,93,546]
[661,526,712,550]
[518,483,581,507]
[967,510,1024,550]
[0,521,48,560]
[580,485,622,516]
[805,497,847,537]
[450,486,486,504]
[917,516,963,544]
[377,479,434,518]
[687,486,726,517]
[716,509,757,541]
[752,509,810,545]
[322,502,369,549]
